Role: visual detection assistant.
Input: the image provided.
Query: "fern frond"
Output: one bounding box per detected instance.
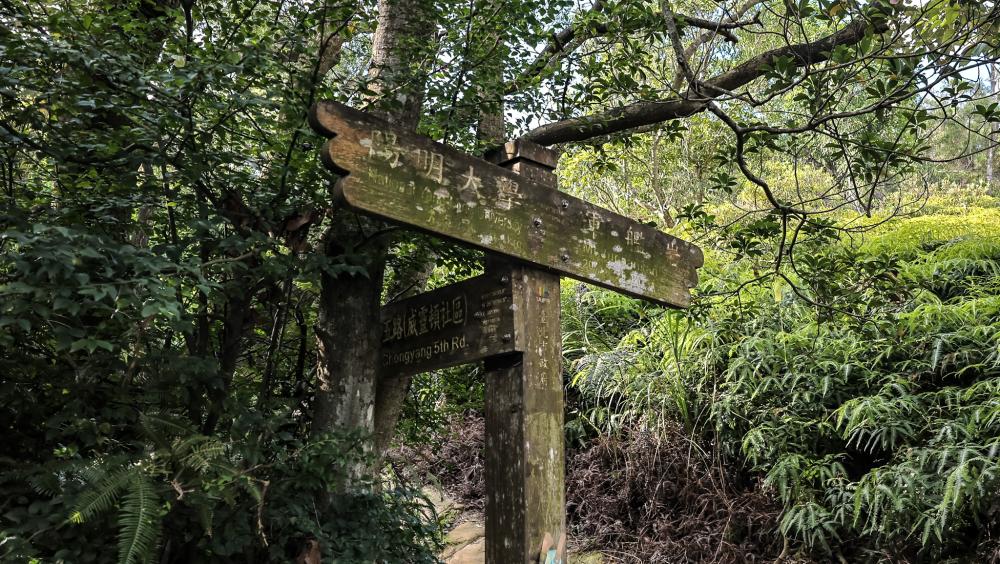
[117,474,161,564]
[181,439,225,473]
[70,464,136,524]
[28,470,63,497]
[139,412,193,447]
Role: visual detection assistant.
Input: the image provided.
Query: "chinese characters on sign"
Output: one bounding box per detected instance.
[378,275,516,377]
[309,100,704,308]
[369,128,445,183]
[496,176,520,210]
[382,295,466,343]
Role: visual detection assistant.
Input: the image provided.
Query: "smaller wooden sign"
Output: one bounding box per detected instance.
[380,274,517,376]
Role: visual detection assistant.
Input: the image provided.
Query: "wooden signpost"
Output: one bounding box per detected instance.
[379,274,517,377]
[309,101,703,308]
[308,100,704,563]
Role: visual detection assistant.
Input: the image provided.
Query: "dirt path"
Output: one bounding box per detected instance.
[427,487,604,563]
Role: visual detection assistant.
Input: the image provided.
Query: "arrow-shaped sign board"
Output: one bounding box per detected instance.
[309,101,703,307]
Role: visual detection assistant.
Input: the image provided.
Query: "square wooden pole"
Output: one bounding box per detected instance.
[483,141,566,564]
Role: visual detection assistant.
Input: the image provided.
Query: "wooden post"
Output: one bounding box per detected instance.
[308,102,702,561]
[483,141,566,564]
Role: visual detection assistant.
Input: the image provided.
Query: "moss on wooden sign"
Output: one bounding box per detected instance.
[309,101,703,308]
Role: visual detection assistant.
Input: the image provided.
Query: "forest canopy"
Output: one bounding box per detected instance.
[1,0,999,562]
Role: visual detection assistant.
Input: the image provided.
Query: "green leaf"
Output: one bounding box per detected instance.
[117,475,161,564]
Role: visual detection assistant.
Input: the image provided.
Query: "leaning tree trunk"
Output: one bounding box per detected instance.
[311,0,436,472]
[373,243,437,455]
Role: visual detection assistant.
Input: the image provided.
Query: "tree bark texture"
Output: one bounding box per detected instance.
[312,220,389,436]
[988,63,998,186]
[373,243,437,455]
[311,0,436,456]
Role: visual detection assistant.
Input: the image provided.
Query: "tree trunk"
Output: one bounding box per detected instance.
[311,219,388,440]
[203,283,254,434]
[311,0,435,469]
[373,243,437,455]
[368,0,508,457]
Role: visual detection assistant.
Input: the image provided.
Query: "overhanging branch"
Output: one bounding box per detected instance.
[521,16,888,146]
[506,2,758,95]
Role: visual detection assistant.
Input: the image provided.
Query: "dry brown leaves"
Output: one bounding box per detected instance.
[393,415,811,563]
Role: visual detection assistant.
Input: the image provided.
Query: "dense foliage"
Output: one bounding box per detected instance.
[0,0,447,561]
[569,207,1000,561]
[2,0,999,561]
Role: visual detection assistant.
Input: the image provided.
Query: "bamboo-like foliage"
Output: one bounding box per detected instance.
[565,211,1000,560]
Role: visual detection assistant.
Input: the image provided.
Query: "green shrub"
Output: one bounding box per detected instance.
[1,412,442,563]
[862,208,1000,258]
[567,213,1000,561]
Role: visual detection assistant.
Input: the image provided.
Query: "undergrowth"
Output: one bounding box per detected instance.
[395,415,793,564]
[1,411,442,563]
[567,209,1000,562]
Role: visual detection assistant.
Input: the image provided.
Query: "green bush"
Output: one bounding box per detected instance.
[1,413,442,563]
[1,217,443,563]
[567,213,1000,561]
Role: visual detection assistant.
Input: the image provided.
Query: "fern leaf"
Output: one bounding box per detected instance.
[139,412,193,446]
[117,474,161,564]
[71,465,135,524]
[28,470,62,497]
[182,439,225,473]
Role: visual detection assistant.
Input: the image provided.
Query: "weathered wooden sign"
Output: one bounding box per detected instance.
[309,101,704,308]
[309,99,705,564]
[380,274,517,377]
